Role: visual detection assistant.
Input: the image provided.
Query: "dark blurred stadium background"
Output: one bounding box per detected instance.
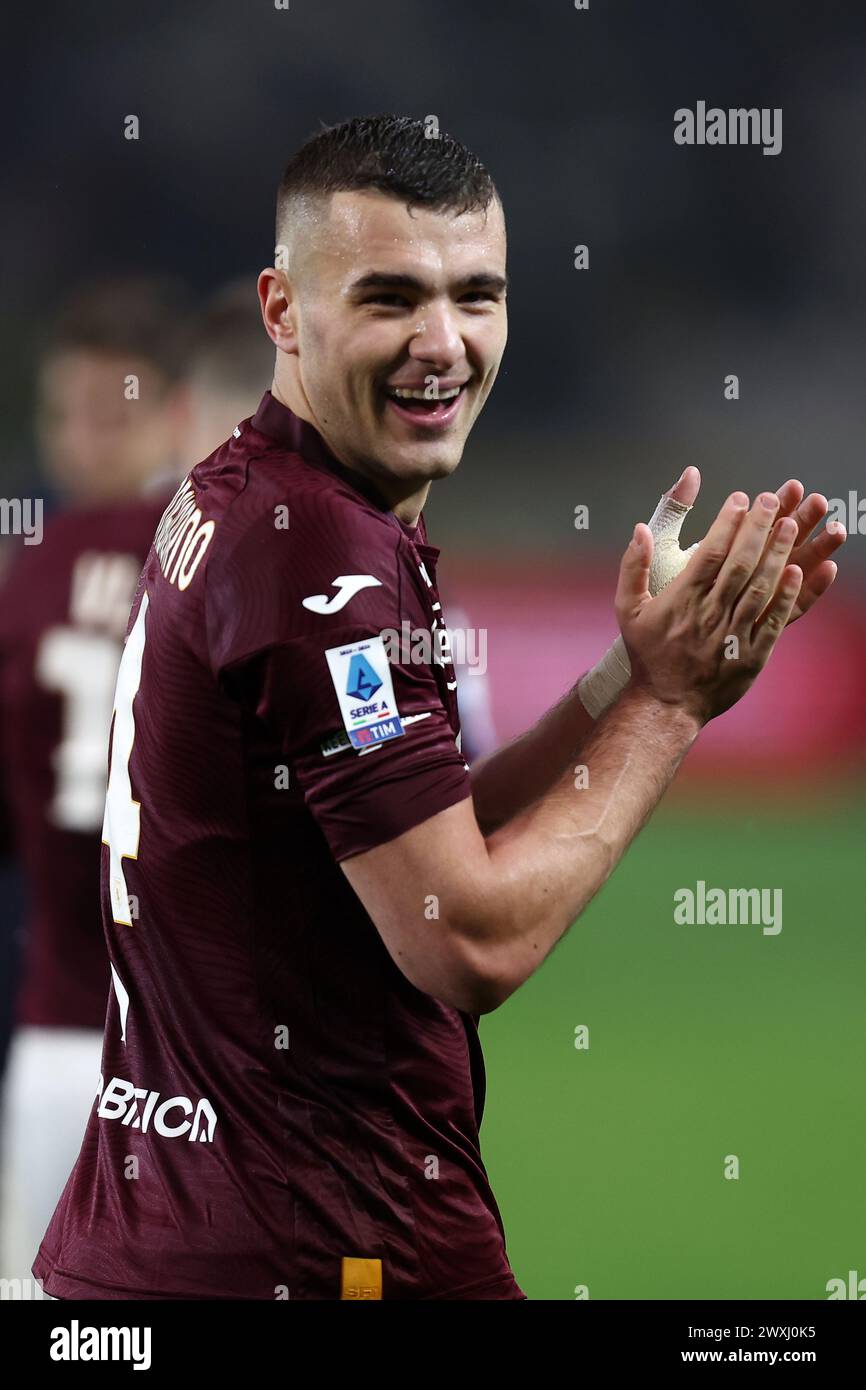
[2,0,863,1299]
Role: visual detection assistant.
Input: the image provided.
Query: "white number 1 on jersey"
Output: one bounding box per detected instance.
[102,592,148,926]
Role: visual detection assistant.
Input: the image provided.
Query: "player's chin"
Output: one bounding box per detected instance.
[424,453,462,481]
[413,432,467,470]
[384,446,462,483]
[375,422,465,473]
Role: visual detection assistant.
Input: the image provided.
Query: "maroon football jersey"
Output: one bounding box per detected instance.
[34,392,523,1301]
[0,498,171,1029]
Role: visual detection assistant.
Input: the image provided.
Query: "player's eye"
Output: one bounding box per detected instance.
[363,294,412,308]
[459,291,499,305]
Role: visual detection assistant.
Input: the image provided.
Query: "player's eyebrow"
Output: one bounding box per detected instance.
[348,271,509,296]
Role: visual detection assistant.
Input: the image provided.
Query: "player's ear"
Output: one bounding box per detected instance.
[257,268,298,354]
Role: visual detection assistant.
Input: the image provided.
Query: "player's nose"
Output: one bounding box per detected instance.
[406,304,464,369]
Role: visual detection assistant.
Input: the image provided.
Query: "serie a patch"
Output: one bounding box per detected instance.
[324,635,404,750]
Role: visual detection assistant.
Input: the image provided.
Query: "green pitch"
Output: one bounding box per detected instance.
[480,793,866,1300]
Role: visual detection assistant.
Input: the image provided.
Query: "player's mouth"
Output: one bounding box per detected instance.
[381,381,469,430]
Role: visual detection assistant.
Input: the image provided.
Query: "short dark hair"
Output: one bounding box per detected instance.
[276,114,498,241]
[41,276,191,385]
[186,279,273,396]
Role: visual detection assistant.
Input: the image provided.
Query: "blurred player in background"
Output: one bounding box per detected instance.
[0,276,273,1291]
[0,789,22,1096]
[175,278,276,469]
[0,277,190,1289]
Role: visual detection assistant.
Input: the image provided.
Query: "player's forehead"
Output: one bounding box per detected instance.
[314,188,506,289]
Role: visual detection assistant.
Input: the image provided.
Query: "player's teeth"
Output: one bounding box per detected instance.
[390,386,461,400]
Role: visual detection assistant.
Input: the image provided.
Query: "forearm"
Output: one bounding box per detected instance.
[465,684,701,1007]
[469,678,597,834]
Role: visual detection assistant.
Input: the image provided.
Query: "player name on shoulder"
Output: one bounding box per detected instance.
[153,478,215,590]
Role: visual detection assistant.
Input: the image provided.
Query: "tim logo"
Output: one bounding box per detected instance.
[346,653,382,703]
[353,721,398,746]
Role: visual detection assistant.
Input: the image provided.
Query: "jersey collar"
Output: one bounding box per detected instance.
[250,391,436,554]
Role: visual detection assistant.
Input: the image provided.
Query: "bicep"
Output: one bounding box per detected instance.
[340,795,494,1012]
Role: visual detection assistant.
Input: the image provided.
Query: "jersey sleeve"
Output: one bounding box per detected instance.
[205,492,471,861]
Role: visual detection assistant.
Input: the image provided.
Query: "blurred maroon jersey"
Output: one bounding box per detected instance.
[34,392,524,1301]
[0,498,170,1029]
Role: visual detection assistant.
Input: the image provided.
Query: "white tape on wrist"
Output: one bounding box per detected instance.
[578,491,700,718]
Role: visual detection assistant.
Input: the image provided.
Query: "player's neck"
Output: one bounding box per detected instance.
[269,380,429,526]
